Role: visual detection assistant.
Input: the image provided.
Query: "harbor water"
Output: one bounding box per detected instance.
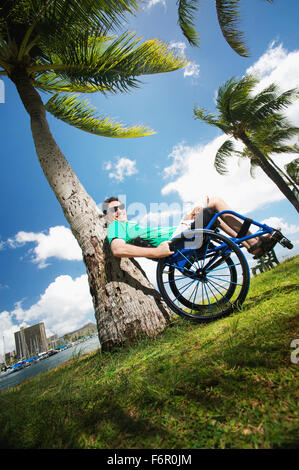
[0,335,100,392]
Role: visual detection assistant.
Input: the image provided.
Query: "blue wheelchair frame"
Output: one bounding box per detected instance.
[169,210,276,263]
[206,210,275,246]
[157,210,292,322]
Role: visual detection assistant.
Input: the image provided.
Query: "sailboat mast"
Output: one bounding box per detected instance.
[2,335,8,368]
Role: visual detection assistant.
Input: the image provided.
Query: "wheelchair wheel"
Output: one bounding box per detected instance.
[157,230,250,323]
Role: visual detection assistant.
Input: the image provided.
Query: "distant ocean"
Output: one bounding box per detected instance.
[0,335,100,392]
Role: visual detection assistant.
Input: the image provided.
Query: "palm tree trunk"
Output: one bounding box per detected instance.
[240,132,299,213]
[11,68,173,350]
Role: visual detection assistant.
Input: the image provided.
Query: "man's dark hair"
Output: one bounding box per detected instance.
[102,196,121,214]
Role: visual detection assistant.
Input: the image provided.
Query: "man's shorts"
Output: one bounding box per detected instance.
[171,207,218,239]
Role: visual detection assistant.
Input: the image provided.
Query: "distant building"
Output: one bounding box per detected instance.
[63,322,97,342]
[47,334,65,349]
[5,351,16,365]
[47,333,58,349]
[14,323,48,359]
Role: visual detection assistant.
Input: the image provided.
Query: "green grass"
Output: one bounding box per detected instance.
[0,257,298,449]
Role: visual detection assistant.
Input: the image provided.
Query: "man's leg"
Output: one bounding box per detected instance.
[206,196,260,252]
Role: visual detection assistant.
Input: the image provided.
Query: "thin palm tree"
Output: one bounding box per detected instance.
[193,75,299,213]
[237,116,299,192]
[177,0,273,56]
[285,158,299,186]
[284,158,299,199]
[0,1,187,350]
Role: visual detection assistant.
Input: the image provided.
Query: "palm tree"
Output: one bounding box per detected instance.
[237,117,299,193]
[193,75,299,213]
[285,158,299,182]
[177,0,273,56]
[0,1,187,350]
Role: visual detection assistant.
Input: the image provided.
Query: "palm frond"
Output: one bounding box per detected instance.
[215,1,249,57]
[34,71,109,93]
[1,0,143,68]
[227,75,259,121]
[251,87,299,124]
[31,32,187,94]
[270,145,299,155]
[193,105,229,132]
[45,92,155,138]
[214,139,236,175]
[16,0,53,61]
[29,0,141,34]
[177,0,200,46]
[254,123,299,149]
[244,82,278,126]
[216,75,258,124]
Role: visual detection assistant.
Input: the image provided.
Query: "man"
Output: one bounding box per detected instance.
[102,196,276,259]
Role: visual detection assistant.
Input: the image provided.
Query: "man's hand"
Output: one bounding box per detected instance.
[155,241,175,258]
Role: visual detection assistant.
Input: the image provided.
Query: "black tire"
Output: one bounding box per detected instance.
[157,230,250,323]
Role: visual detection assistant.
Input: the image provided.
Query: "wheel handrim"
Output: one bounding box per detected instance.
[157,231,250,321]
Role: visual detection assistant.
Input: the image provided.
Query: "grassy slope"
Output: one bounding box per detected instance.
[0,257,298,449]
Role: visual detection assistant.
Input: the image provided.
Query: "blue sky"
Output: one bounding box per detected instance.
[1,0,299,354]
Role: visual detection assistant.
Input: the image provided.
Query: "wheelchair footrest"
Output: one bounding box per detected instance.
[271,230,293,249]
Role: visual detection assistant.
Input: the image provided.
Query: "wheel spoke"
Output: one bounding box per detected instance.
[191,247,202,270]
[202,280,213,314]
[201,237,212,268]
[176,249,197,271]
[206,262,241,273]
[162,274,189,284]
[206,278,233,306]
[173,277,197,302]
[164,262,195,276]
[205,281,224,313]
[189,279,201,313]
[207,274,244,287]
[157,229,249,323]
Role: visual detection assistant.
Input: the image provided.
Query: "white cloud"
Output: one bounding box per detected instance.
[161,43,299,213]
[104,157,138,182]
[1,274,94,354]
[169,41,186,56]
[169,41,200,79]
[7,226,82,268]
[261,217,299,235]
[246,41,299,125]
[146,0,166,10]
[246,41,288,79]
[0,310,20,358]
[103,161,112,171]
[184,62,200,78]
[161,137,287,213]
[162,142,190,179]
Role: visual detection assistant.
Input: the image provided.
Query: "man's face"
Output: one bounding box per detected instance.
[105,200,128,223]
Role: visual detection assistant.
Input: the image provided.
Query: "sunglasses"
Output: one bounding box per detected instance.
[103,203,125,215]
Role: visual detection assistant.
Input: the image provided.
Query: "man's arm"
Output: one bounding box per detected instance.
[111,238,174,259]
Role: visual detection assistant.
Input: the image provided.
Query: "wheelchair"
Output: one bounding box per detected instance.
[156,211,293,323]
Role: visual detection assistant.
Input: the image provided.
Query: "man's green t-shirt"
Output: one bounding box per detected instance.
[107,221,177,247]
